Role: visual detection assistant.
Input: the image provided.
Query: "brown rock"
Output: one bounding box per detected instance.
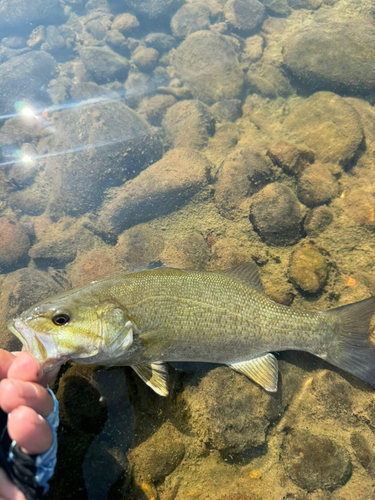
[97,148,211,238]
[138,94,177,126]
[297,164,338,207]
[304,206,333,237]
[132,47,159,72]
[115,226,165,268]
[128,421,185,482]
[341,187,375,230]
[250,183,302,246]
[266,140,314,176]
[111,13,139,33]
[282,430,351,492]
[289,244,328,294]
[0,216,30,269]
[162,99,215,150]
[66,248,119,288]
[214,148,273,219]
[160,233,210,270]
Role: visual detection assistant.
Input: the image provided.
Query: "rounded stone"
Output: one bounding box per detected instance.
[132,47,159,72]
[282,430,351,492]
[171,3,211,38]
[250,183,302,246]
[128,421,185,482]
[266,140,314,176]
[0,217,30,268]
[224,0,266,31]
[162,99,215,150]
[304,206,333,237]
[283,92,363,167]
[283,22,375,95]
[297,164,338,207]
[115,226,165,268]
[289,244,328,294]
[173,30,244,105]
[215,148,274,219]
[111,13,139,33]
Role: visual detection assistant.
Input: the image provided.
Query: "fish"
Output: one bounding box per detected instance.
[7,263,375,396]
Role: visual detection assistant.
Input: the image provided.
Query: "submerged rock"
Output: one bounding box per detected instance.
[45,99,162,218]
[0,217,30,270]
[97,148,211,238]
[266,141,314,177]
[160,233,211,270]
[173,31,244,105]
[115,226,165,268]
[210,99,242,123]
[0,51,56,116]
[224,0,266,31]
[297,164,338,207]
[183,367,282,454]
[283,92,363,167]
[283,22,375,95]
[0,0,59,28]
[123,0,179,18]
[171,3,211,38]
[245,63,293,98]
[288,244,328,294]
[128,421,185,483]
[162,99,215,150]
[304,206,333,237]
[250,183,302,246]
[214,148,273,219]
[282,430,351,491]
[79,46,130,84]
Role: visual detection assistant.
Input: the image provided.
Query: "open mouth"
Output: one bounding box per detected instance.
[8,318,51,362]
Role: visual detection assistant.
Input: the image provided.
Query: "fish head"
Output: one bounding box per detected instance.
[8,294,135,372]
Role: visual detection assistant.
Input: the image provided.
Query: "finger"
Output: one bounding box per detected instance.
[0,351,16,380]
[0,379,54,418]
[7,406,53,456]
[7,353,42,384]
[0,468,26,500]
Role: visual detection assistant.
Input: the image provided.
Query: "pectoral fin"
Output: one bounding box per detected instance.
[131,362,169,396]
[228,353,278,392]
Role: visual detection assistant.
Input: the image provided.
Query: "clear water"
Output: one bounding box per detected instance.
[1,0,375,499]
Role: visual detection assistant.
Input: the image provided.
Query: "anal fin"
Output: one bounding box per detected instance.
[131,362,169,396]
[228,353,278,392]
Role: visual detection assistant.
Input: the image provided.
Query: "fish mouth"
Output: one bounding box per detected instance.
[8,318,70,371]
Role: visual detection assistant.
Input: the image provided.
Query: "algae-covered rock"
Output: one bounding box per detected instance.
[97,148,211,238]
[66,248,119,288]
[132,47,159,72]
[0,216,30,269]
[304,206,333,237]
[297,164,338,207]
[250,183,302,246]
[282,430,352,491]
[245,63,293,98]
[160,233,210,270]
[124,0,179,18]
[171,3,211,39]
[350,432,375,477]
[115,226,165,268]
[266,141,314,177]
[162,100,215,150]
[283,92,363,167]
[341,187,375,230]
[288,244,328,294]
[138,94,177,127]
[79,46,130,84]
[283,22,375,95]
[128,421,185,482]
[183,367,282,454]
[215,148,273,219]
[224,0,266,31]
[210,99,242,123]
[173,31,244,105]
[0,0,59,28]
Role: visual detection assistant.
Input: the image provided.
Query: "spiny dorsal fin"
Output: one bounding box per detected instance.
[131,362,169,396]
[220,262,264,293]
[228,353,278,392]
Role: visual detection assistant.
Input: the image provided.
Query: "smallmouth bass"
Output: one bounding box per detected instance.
[8,263,375,395]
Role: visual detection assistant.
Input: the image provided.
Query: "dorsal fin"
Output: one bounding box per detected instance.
[220,262,264,292]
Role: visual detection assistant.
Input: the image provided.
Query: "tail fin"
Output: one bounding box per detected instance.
[322,296,375,385]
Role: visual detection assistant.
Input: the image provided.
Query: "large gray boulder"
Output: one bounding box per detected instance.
[45,100,162,217]
[283,22,375,95]
[0,51,56,116]
[0,0,59,28]
[173,31,244,105]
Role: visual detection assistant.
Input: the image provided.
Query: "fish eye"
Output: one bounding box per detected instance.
[52,312,71,326]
